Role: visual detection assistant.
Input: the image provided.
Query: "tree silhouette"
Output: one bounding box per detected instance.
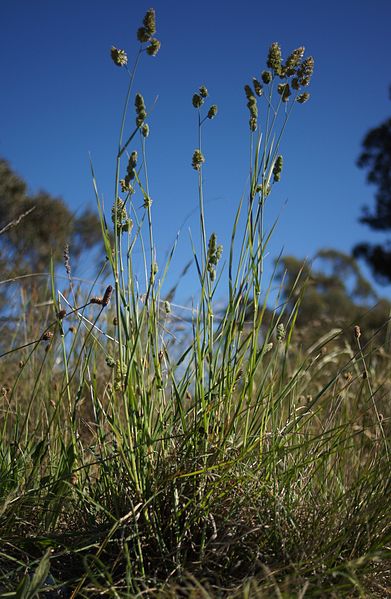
[353,87,391,283]
[0,158,102,275]
[275,249,390,344]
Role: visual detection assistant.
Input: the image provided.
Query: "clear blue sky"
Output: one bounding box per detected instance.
[1,0,391,300]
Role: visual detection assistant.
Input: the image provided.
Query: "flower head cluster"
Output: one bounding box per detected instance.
[207,104,218,119]
[284,47,305,76]
[277,322,286,341]
[267,42,282,76]
[190,86,217,167]
[273,155,283,182]
[192,149,205,170]
[192,84,209,109]
[110,47,128,67]
[244,84,258,131]
[146,38,161,56]
[135,93,147,127]
[120,151,138,192]
[192,84,218,124]
[137,9,161,56]
[296,56,315,87]
[277,82,291,102]
[207,233,223,282]
[252,78,263,97]
[112,198,133,234]
[296,92,310,104]
[255,43,314,106]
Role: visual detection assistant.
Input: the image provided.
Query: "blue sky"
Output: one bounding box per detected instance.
[1,0,391,301]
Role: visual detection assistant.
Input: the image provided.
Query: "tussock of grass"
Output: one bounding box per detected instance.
[0,10,390,598]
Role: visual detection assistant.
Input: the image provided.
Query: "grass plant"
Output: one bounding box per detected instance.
[0,9,390,598]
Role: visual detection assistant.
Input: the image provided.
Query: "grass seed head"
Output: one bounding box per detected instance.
[207,105,218,119]
[253,78,263,96]
[137,27,150,43]
[128,151,138,170]
[207,233,223,280]
[110,47,128,67]
[120,178,135,194]
[278,82,291,102]
[273,155,283,182]
[267,42,282,76]
[297,56,314,86]
[112,198,128,232]
[41,331,54,342]
[135,93,147,121]
[143,8,156,36]
[277,323,286,341]
[102,286,113,307]
[284,46,305,76]
[146,38,161,56]
[296,92,310,104]
[292,77,300,90]
[192,149,205,170]
[125,152,138,182]
[244,84,258,126]
[64,243,71,275]
[143,195,153,209]
[106,355,115,368]
[192,94,203,109]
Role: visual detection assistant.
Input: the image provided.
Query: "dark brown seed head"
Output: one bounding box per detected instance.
[102,285,113,307]
[57,309,67,320]
[41,331,54,342]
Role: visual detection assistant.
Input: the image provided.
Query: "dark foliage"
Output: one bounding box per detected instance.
[0,158,103,275]
[353,87,391,283]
